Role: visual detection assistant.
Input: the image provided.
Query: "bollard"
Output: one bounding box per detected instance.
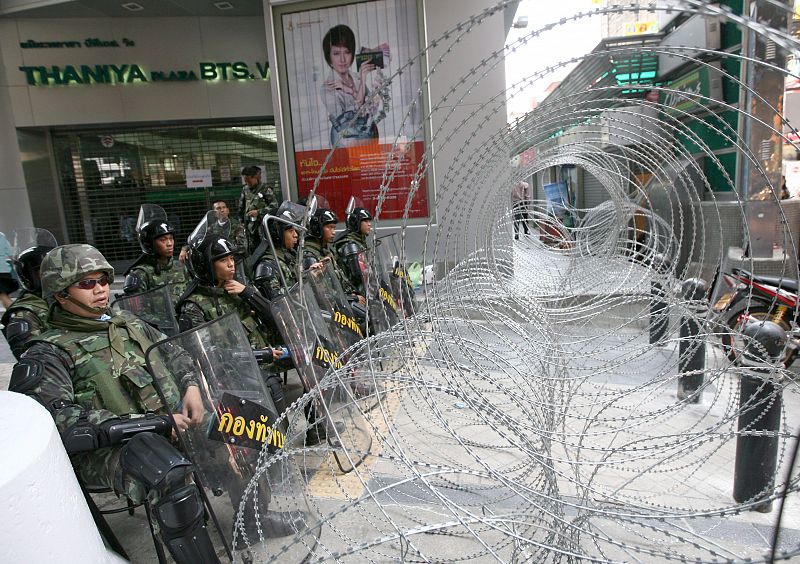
[733,319,786,513]
[649,254,672,345]
[677,278,708,403]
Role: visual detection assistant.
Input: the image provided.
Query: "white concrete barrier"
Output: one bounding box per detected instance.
[0,391,127,563]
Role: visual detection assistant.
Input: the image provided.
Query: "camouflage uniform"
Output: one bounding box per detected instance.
[177,285,274,353]
[333,231,368,295]
[20,306,195,503]
[125,255,189,306]
[253,247,298,300]
[238,182,277,250]
[1,291,49,359]
[303,237,358,295]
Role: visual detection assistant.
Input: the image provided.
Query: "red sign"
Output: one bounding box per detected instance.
[296,140,427,219]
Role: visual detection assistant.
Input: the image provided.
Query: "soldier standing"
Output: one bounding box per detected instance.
[238,166,276,252]
[9,244,222,564]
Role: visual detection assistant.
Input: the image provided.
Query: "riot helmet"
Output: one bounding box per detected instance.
[261,201,307,249]
[189,234,237,286]
[40,244,114,301]
[309,208,338,240]
[11,228,58,293]
[136,204,175,255]
[345,196,372,234]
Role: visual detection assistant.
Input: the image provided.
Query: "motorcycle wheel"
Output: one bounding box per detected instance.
[721,304,791,362]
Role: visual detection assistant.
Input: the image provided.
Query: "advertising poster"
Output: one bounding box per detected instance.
[281,0,429,219]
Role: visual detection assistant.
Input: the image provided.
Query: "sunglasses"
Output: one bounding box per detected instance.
[72,274,110,290]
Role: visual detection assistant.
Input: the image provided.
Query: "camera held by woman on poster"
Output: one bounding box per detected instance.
[321,24,391,148]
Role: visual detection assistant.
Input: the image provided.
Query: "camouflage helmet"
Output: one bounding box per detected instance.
[40,244,115,299]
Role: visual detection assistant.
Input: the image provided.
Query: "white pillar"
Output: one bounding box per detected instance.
[0,391,126,563]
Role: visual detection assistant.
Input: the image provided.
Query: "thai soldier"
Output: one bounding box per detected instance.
[176,234,288,413]
[123,218,188,306]
[251,203,302,300]
[304,208,367,310]
[1,228,56,359]
[238,165,277,252]
[8,244,221,564]
[333,205,373,296]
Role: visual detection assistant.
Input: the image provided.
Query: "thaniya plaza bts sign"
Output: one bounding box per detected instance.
[19,61,271,85]
[16,35,270,86]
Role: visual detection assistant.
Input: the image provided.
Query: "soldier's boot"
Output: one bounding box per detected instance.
[232,485,305,545]
[153,484,221,564]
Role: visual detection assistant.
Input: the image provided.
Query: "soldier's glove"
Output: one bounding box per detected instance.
[63,413,173,454]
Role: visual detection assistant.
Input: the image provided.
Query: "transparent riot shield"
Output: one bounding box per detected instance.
[375,234,415,317]
[136,203,168,231]
[145,313,320,560]
[304,261,382,409]
[111,284,179,337]
[361,249,400,333]
[188,210,248,284]
[271,283,373,473]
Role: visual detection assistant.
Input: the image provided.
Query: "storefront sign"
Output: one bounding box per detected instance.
[18,61,270,86]
[280,0,429,220]
[660,62,722,117]
[20,37,136,49]
[186,169,213,188]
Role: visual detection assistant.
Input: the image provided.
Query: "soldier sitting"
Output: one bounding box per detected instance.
[123,215,188,306]
[9,244,220,564]
[1,228,56,359]
[333,203,373,296]
[176,234,287,414]
[304,208,362,296]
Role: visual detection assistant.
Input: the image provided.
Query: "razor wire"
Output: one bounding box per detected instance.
[238,1,800,562]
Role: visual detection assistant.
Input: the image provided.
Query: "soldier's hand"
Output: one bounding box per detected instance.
[223,280,246,295]
[171,414,192,435]
[356,294,366,305]
[181,385,205,427]
[247,209,259,218]
[309,261,325,271]
[178,247,189,263]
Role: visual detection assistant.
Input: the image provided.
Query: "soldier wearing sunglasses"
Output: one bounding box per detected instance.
[9,244,221,564]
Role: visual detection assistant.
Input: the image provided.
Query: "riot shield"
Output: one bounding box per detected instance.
[271,283,373,473]
[379,233,417,316]
[136,203,168,231]
[111,284,179,337]
[145,313,320,560]
[360,248,400,333]
[11,228,58,291]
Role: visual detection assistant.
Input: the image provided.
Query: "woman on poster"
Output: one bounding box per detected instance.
[320,24,391,147]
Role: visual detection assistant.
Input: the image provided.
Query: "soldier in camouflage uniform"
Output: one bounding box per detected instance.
[238,165,277,252]
[332,205,373,296]
[179,200,248,264]
[252,204,301,301]
[123,217,188,306]
[176,234,289,411]
[9,244,221,564]
[303,208,367,312]
[1,228,56,359]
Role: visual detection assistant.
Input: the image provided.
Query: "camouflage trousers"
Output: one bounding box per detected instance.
[72,446,157,506]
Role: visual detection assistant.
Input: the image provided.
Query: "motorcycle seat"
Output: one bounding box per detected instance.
[736,269,799,292]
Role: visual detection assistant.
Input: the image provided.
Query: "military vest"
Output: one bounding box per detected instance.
[1,291,49,330]
[181,286,269,350]
[130,256,188,305]
[34,310,179,417]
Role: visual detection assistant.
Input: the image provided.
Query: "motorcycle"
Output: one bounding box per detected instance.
[712,267,800,365]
